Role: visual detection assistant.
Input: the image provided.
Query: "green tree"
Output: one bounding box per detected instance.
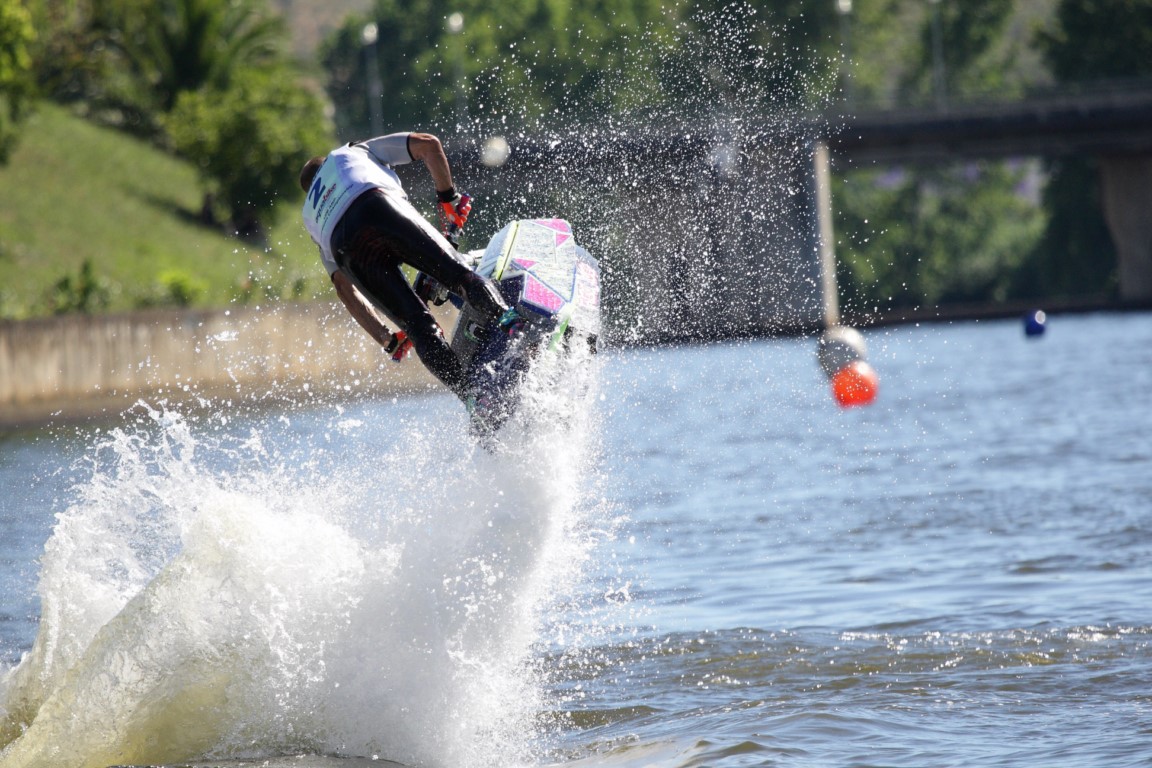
[610,1,839,129]
[55,0,288,136]
[165,67,333,240]
[0,0,35,162]
[321,0,843,140]
[1040,0,1152,81]
[837,162,1046,312]
[25,0,129,107]
[320,0,447,138]
[901,0,1020,104]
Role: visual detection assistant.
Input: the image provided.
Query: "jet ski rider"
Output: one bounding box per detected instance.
[299,132,524,402]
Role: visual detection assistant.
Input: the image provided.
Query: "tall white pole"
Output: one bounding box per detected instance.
[362,23,385,136]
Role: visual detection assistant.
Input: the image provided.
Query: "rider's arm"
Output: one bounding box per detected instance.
[362,131,456,197]
[361,133,413,167]
[405,133,455,195]
[331,269,394,348]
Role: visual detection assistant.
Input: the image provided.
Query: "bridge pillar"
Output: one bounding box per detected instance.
[1099,154,1152,302]
[737,138,828,334]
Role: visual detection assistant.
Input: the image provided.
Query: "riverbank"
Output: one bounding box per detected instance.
[2,296,1145,432]
[0,301,441,431]
[843,294,1152,328]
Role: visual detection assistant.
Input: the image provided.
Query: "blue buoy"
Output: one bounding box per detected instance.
[1024,309,1046,337]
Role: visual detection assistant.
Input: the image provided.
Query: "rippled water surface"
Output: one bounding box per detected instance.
[2,312,1151,767]
[547,312,1152,767]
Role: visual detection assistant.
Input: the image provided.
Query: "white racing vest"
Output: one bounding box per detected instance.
[302,133,413,275]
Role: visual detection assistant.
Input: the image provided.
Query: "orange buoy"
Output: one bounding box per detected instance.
[831,360,879,408]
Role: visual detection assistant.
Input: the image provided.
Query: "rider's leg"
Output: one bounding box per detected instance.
[361,189,513,324]
[333,206,468,399]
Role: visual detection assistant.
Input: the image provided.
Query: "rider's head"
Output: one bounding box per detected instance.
[299,156,325,192]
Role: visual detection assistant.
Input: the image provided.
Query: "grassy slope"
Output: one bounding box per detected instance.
[0,102,326,318]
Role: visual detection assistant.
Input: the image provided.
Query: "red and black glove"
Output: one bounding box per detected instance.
[437,188,472,236]
[384,330,413,362]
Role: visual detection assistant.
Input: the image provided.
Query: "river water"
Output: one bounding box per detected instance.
[1,311,1150,767]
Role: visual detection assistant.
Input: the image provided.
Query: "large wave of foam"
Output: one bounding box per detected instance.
[0,349,604,768]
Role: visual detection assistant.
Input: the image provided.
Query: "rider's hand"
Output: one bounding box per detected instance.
[437,188,472,233]
[384,330,413,362]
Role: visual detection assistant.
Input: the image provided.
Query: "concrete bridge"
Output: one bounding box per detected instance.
[827,84,1152,161]
[449,81,1152,338]
[824,84,1152,304]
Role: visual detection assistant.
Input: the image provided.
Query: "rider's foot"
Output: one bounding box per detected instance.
[497,307,526,336]
[413,272,449,306]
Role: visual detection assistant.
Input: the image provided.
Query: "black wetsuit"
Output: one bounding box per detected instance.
[330,188,509,399]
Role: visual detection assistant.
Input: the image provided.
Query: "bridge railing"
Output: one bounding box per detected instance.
[830,75,1152,118]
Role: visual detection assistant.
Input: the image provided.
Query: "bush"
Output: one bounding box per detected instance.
[129,268,209,308]
[157,269,207,306]
[47,259,115,314]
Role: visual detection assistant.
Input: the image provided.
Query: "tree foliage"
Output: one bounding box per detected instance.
[1010,156,1116,300]
[21,0,92,108]
[319,0,846,142]
[165,68,332,239]
[20,0,289,137]
[0,0,35,162]
[1040,0,1152,82]
[837,162,1046,312]
[315,0,1143,312]
[319,0,449,138]
[123,0,283,100]
[903,0,1020,103]
[93,0,287,135]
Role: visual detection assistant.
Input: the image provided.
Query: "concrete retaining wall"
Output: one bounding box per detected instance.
[0,302,442,428]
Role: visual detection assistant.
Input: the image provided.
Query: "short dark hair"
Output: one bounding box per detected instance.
[299,156,325,192]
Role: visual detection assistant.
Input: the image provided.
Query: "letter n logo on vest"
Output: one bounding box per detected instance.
[309,178,326,210]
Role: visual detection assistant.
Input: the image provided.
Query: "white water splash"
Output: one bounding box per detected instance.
[0,349,603,768]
